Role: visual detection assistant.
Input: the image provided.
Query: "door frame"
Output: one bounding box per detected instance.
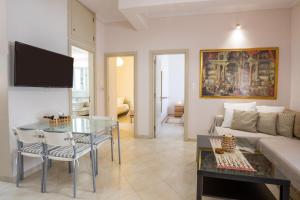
[68,43,96,116]
[67,0,96,115]
[104,52,138,138]
[150,49,190,141]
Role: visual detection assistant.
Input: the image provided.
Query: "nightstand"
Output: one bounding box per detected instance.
[174,104,184,117]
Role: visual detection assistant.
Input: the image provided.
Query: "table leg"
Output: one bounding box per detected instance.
[280,183,290,200]
[110,128,114,162]
[197,172,203,200]
[42,157,48,193]
[117,122,121,165]
[90,134,96,192]
[20,142,24,180]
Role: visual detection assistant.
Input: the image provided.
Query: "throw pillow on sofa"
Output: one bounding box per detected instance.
[256,106,285,113]
[231,110,259,133]
[222,102,257,128]
[284,109,300,139]
[257,113,277,135]
[277,113,296,137]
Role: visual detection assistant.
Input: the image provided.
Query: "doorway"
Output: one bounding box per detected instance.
[105,53,137,138]
[151,50,189,140]
[71,46,94,116]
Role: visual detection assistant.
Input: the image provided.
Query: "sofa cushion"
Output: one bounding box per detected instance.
[277,113,295,137]
[293,113,300,139]
[257,112,277,136]
[285,109,300,139]
[215,127,274,145]
[222,102,257,128]
[231,110,258,133]
[258,137,300,191]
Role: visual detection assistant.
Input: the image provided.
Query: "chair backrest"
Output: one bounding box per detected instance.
[13,128,43,144]
[42,131,74,147]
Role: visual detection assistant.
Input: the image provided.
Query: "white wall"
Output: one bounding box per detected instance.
[7,0,69,175]
[167,54,185,115]
[290,3,300,111]
[0,0,13,179]
[103,9,291,138]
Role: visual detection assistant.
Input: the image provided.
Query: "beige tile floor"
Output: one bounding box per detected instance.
[0,120,215,200]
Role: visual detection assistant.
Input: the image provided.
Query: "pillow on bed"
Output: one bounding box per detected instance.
[117,97,125,106]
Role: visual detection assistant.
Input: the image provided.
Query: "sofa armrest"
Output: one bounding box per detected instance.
[215,115,224,127]
[209,115,224,135]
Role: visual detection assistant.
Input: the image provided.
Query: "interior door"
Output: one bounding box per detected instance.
[161,65,168,120]
[71,46,94,116]
[107,57,118,120]
[154,56,162,137]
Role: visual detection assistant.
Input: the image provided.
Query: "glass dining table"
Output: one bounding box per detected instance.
[18,116,121,193]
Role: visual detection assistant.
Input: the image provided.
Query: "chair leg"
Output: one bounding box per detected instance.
[42,158,48,193]
[72,160,77,198]
[111,136,114,162]
[90,135,96,193]
[90,149,98,176]
[20,155,24,180]
[48,159,52,169]
[68,161,72,174]
[16,152,21,187]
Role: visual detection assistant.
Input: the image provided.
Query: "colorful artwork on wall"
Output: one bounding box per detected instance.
[200,48,278,99]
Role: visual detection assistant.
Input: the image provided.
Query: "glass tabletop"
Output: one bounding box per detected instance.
[197,135,287,181]
[18,116,117,135]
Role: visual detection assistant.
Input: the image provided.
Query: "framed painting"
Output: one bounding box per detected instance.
[200,48,279,99]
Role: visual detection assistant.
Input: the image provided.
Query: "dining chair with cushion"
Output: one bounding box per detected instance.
[13,128,46,191]
[75,116,114,175]
[42,131,94,198]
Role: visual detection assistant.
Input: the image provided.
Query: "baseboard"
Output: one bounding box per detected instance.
[185,137,196,142]
[0,175,15,183]
[0,163,42,184]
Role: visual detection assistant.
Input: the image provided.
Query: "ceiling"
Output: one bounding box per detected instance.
[79,0,299,30]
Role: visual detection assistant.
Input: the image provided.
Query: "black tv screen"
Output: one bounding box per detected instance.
[14,41,74,88]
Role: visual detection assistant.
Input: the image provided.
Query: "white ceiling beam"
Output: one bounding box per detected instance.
[118,0,299,30]
[119,0,209,9]
[119,9,148,30]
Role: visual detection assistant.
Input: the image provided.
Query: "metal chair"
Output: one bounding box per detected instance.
[42,131,94,198]
[75,116,114,175]
[13,128,45,191]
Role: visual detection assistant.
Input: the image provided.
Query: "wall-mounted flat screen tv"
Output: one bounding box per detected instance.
[14,41,74,88]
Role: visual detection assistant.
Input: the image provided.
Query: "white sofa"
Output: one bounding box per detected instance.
[213,118,300,198]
